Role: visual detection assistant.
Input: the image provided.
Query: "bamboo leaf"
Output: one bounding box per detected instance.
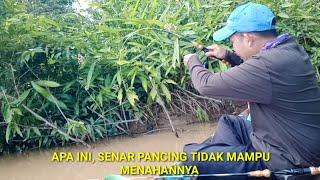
[164,79,177,85]
[160,83,171,101]
[44,18,60,27]
[139,76,148,92]
[127,89,138,106]
[278,12,289,19]
[117,89,123,104]
[32,127,41,136]
[281,3,294,8]
[97,93,103,107]
[85,61,97,90]
[172,37,180,68]
[3,104,12,123]
[155,95,164,106]
[131,0,141,17]
[10,89,31,106]
[116,60,130,65]
[128,68,137,87]
[149,0,158,18]
[15,125,23,137]
[55,101,68,110]
[12,108,22,116]
[116,71,122,85]
[150,86,157,101]
[95,128,103,138]
[6,125,11,143]
[31,81,67,110]
[160,2,170,20]
[36,80,61,88]
[31,81,51,99]
[75,101,80,116]
[194,0,201,11]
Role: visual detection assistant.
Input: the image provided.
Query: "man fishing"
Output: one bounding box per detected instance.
[183,2,320,180]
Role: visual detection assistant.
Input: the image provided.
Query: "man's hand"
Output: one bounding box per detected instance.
[205,44,227,59]
[205,44,230,66]
[183,53,198,67]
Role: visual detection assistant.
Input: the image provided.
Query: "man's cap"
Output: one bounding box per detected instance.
[212,2,276,41]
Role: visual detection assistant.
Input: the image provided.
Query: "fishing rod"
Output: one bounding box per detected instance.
[122,28,220,68]
[151,28,216,68]
[105,166,320,180]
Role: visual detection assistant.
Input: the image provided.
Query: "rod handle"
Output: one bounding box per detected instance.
[192,42,210,53]
[248,169,271,177]
[310,166,320,175]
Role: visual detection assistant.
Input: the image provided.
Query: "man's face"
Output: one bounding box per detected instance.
[230,33,256,61]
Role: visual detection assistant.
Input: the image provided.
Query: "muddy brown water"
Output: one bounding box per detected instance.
[0,123,217,180]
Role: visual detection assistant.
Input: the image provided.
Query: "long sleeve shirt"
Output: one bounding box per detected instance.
[187,37,320,170]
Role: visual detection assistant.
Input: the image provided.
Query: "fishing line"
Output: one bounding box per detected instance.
[121,28,213,68]
[105,166,320,180]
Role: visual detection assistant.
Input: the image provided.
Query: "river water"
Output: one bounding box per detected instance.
[0,123,217,180]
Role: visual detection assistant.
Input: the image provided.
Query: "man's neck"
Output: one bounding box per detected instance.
[244,36,277,61]
[257,36,277,50]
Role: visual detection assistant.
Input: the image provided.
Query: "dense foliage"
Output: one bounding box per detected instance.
[0,0,319,154]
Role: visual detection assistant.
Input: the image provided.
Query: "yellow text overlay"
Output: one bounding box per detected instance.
[51,151,271,163]
[120,165,199,175]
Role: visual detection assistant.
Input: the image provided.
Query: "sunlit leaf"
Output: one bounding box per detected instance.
[118,89,123,104]
[150,86,157,101]
[126,89,138,106]
[172,37,180,68]
[160,83,171,101]
[139,76,148,92]
[278,12,289,19]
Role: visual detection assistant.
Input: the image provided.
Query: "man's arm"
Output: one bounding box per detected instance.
[186,54,272,103]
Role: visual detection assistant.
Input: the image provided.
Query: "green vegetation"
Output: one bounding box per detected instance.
[0,0,319,154]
